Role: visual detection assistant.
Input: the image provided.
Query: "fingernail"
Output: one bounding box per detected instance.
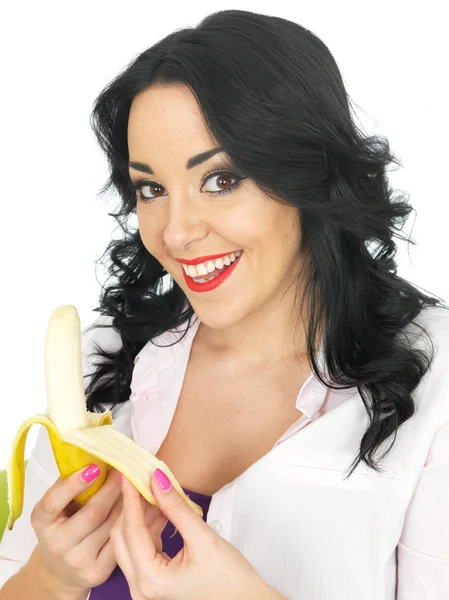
[81,464,101,483]
[119,473,123,481]
[152,468,172,492]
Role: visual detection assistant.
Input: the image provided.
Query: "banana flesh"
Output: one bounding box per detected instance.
[6,305,203,532]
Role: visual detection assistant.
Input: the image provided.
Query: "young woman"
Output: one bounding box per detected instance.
[1,9,448,600]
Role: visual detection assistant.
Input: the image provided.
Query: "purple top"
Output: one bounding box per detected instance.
[89,487,212,599]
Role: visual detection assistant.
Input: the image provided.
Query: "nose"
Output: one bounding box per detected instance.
[162,195,208,251]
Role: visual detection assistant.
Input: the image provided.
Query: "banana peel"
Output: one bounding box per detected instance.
[6,305,203,532]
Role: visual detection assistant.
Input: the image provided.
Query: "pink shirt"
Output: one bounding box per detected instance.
[1,306,448,599]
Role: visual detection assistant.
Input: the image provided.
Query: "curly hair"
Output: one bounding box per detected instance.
[84,9,447,480]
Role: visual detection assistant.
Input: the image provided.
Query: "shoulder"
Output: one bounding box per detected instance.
[409,305,449,357]
[408,305,449,429]
[414,303,449,327]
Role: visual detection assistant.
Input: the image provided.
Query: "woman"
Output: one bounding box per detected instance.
[1,8,448,600]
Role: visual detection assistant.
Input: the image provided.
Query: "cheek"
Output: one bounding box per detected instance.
[274,209,302,252]
[137,211,163,253]
[221,211,261,246]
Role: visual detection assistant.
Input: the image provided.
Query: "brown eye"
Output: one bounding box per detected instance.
[134,170,243,203]
[202,172,236,194]
[138,182,166,200]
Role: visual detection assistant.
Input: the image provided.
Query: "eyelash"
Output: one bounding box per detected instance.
[132,169,243,203]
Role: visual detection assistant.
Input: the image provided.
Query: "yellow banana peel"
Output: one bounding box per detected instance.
[6,305,203,532]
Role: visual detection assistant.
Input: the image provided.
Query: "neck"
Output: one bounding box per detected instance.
[195,296,314,370]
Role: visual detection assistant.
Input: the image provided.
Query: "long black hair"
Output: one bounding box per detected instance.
[84,9,447,479]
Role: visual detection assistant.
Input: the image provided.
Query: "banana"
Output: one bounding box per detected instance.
[6,305,203,532]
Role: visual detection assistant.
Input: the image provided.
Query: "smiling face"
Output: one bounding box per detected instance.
[127,83,304,332]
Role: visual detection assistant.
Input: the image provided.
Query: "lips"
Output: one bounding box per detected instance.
[182,252,242,293]
[175,250,243,266]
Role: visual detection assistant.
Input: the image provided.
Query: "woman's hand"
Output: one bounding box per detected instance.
[110,470,283,600]
[30,464,123,595]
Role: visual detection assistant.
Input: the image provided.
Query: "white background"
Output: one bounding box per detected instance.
[0,1,447,468]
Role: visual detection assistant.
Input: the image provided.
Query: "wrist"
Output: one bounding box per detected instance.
[26,546,90,600]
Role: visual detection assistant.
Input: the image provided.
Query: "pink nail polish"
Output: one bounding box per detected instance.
[81,464,100,483]
[153,468,172,491]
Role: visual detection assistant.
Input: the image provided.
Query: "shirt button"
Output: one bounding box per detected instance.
[211,519,222,533]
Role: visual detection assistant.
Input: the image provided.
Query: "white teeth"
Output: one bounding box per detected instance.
[196,263,209,276]
[182,251,243,278]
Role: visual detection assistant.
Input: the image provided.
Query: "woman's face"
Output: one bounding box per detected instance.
[128,83,303,330]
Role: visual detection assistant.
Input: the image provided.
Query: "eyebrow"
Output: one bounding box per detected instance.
[128,146,225,175]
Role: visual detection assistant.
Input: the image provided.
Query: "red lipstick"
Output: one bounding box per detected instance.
[175,251,243,266]
[182,252,243,293]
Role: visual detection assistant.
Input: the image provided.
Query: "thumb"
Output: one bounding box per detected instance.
[150,468,208,543]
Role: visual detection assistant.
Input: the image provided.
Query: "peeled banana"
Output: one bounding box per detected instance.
[6,305,203,531]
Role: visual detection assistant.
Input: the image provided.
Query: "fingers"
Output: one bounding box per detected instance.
[65,467,121,517]
[58,467,121,547]
[95,537,117,575]
[109,509,135,577]
[64,500,82,518]
[40,464,111,525]
[120,475,158,572]
[66,490,123,567]
[146,510,169,554]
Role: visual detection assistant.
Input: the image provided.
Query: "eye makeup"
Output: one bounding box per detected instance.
[130,160,247,203]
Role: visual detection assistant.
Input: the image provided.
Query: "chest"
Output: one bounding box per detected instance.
[156,349,310,496]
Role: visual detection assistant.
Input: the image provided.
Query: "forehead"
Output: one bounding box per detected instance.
[127,85,221,173]
[128,84,206,138]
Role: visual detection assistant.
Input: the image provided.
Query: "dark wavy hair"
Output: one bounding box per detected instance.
[84,9,447,479]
